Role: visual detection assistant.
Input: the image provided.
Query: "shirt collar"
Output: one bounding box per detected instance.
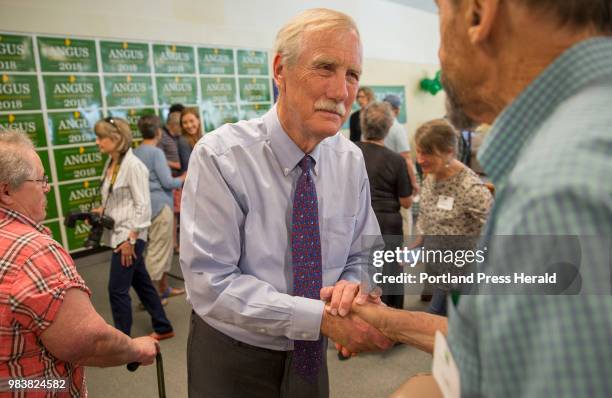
[265,105,321,177]
[0,206,50,235]
[478,37,612,186]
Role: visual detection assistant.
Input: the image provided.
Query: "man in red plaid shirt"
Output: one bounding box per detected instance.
[0,131,158,397]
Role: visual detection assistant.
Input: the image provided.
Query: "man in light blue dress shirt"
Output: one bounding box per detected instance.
[180,8,392,397]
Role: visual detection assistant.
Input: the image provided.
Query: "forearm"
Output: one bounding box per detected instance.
[167,160,181,171]
[78,323,138,367]
[404,156,418,189]
[386,309,446,353]
[353,304,447,354]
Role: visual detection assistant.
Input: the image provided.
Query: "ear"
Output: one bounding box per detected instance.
[0,182,15,207]
[466,0,499,44]
[273,53,285,93]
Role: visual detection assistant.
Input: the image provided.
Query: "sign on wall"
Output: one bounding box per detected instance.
[344,85,408,129]
[0,31,273,252]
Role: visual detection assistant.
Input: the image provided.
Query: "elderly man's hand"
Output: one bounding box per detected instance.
[131,336,159,366]
[320,310,393,354]
[320,280,363,317]
[330,292,388,357]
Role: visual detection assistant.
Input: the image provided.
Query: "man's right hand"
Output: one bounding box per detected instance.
[130,336,159,366]
[320,310,393,354]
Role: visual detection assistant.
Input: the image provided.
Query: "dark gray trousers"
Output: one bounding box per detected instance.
[187,312,329,398]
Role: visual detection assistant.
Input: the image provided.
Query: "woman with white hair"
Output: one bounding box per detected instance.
[94,117,174,341]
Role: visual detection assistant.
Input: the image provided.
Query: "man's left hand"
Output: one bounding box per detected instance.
[320,281,361,317]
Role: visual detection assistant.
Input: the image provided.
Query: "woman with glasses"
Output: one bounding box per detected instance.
[94,117,174,341]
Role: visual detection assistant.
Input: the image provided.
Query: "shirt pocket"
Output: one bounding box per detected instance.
[322,215,356,269]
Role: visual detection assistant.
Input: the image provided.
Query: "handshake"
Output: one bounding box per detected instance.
[319,281,396,358]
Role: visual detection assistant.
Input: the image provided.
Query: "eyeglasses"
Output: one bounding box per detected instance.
[25,174,49,189]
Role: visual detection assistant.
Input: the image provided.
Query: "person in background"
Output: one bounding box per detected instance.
[157,103,184,176]
[173,107,203,255]
[158,103,185,254]
[94,117,174,341]
[414,119,492,315]
[134,115,186,304]
[0,131,158,396]
[177,107,203,172]
[355,101,412,311]
[382,94,419,238]
[349,86,374,142]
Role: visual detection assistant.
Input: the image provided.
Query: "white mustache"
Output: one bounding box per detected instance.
[314,99,346,117]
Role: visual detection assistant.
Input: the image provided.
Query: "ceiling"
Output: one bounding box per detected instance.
[386,0,437,14]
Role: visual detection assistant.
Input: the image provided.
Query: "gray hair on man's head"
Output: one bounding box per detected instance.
[360,101,394,141]
[0,130,36,189]
[274,8,360,66]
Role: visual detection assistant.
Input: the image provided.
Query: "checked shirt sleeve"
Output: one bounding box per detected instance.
[10,238,91,336]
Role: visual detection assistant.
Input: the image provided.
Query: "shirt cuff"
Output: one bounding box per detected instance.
[289,296,324,341]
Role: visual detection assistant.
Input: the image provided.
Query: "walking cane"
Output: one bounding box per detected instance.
[127,352,166,398]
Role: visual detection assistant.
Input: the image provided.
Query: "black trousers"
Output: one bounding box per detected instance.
[108,239,173,336]
[375,211,405,310]
[187,312,329,398]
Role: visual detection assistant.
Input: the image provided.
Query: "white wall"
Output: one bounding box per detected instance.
[0,0,446,138]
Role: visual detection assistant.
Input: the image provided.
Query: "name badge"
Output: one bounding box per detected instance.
[437,195,454,211]
[432,331,460,398]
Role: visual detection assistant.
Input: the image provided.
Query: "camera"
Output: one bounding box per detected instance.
[64,211,115,248]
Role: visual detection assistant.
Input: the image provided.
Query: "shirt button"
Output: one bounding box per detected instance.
[259,328,266,333]
[301,333,309,339]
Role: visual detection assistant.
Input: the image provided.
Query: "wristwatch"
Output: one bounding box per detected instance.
[128,237,137,246]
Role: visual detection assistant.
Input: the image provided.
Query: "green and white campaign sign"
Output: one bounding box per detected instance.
[100,41,150,74]
[47,110,100,146]
[43,220,62,242]
[59,179,102,250]
[107,108,156,140]
[66,220,93,251]
[202,104,238,132]
[43,75,102,110]
[53,145,107,182]
[198,47,234,75]
[37,37,97,73]
[0,74,40,111]
[240,103,271,120]
[0,34,35,72]
[37,149,51,181]
[104,75,154,108]
[0,30,277,252]
[239,78,270,103]
[372,85,407,123]
[156,76,197,106]
[0,113,46,147]
[200,77,236,104]
[44,185,59,220]
[59,179,102,214]
[237,50,268,76]
[153,44,195,74]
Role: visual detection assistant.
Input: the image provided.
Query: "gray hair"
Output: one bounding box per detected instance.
[94,117,132,154]
[0,130,36,189]
[274,8,360,66]
[360,102,394,141]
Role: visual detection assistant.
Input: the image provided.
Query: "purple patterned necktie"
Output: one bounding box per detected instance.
[292,155,323,382]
